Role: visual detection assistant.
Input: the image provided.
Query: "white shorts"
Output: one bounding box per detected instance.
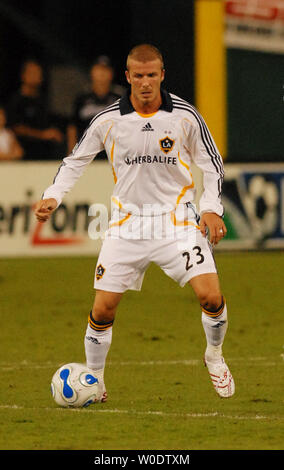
[94,204,217,293]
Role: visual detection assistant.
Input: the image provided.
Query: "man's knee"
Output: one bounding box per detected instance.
[92,290,122,322]
[189,274,223,312]
[199,292,223,312]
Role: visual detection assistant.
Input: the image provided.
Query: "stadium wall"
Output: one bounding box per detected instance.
[1,161,284,257]
[225,1,284,163]
[0,161,113,257]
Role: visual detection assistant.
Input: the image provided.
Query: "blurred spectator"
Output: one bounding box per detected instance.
[0,106,23,160]
[67,56,121,158]
[6,59,65,160]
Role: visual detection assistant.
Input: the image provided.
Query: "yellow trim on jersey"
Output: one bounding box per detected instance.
[173,152,198,227]
[175,152,195,206]
[103,122,113,145]
[137,112,157,118]
[176,185,194,206]
[112,196,123,210]
[110,140,117,183]
[178,152,194,183]
[110,197,131,227]
[109,213,131,228]
[178,152,190,172]
[170,211,200,229]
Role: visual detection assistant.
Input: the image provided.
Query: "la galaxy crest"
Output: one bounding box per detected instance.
[96,264,105,281]
[159,136,175,154]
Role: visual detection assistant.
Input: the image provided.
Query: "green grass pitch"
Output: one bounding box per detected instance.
[0,251,283,450]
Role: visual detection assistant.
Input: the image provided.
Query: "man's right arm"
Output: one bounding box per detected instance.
[33,123,105,221]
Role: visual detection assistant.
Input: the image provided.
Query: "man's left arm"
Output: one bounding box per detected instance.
[189,114,226,245]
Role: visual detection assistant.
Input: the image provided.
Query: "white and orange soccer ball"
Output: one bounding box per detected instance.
[51,363,101,408]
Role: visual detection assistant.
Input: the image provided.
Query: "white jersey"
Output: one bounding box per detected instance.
[43,90,224,216]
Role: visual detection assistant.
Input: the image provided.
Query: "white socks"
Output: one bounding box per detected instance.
[84,323,112,373]
[201,301,228,363]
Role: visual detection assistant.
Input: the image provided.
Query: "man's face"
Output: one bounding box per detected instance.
[125,59,165,106]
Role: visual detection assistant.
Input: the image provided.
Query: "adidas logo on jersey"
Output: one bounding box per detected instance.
[141,122,154,132]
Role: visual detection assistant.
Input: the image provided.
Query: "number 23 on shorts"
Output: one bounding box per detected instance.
[182,246,205,271]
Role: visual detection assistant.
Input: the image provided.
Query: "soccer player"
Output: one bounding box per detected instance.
[34,44,235,400]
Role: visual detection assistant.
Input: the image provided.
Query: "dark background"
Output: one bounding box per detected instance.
[0,0,195,105]
[227,48,284,162]
[0,0,283,162]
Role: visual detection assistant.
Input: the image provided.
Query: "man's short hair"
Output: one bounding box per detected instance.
[126,44,164,70]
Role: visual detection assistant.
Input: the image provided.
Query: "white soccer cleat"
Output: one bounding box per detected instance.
[100,386,108,403]
[204,357,235,398]
[94,382,107,403]
[93,379,107,403]
[92,368,108,403]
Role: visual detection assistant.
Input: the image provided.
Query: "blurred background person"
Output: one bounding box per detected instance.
[6,59,65,160]
[0,106,23,160]
[67,56,121,158]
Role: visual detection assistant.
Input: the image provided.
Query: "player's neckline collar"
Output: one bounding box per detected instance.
[119,89,173,115]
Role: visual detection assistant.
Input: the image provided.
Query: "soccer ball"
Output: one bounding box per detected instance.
[51,363,101,408]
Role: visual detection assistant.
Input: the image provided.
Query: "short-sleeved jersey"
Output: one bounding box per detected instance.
[43,89,224,216]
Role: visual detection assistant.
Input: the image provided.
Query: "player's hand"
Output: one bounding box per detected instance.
[33,198,58,222]
[200,212,227,245]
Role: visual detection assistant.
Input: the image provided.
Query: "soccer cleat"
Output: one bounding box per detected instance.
[204,357,235,398]
[96,374,108,403]
[87,367,108,403]
[95,384,107,403]
[100,387,108,403]
[94,380,108,403]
